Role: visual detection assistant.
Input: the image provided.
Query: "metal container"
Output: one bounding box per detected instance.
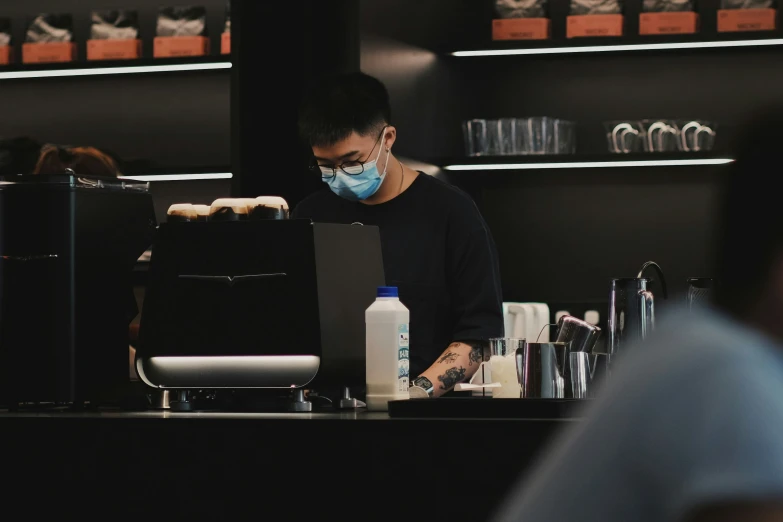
[607,261,668,355]
[555,315,602,353]
[515,342,568,399]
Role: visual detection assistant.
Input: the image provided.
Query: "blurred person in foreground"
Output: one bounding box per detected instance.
[492,108,783,522]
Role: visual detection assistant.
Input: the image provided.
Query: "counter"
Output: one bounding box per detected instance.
[0,409,576,521]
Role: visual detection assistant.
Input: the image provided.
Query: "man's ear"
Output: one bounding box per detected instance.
[383,126,397,151]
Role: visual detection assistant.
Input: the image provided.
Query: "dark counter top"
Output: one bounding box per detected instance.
[0,408,570,521]
[0,408,580,422]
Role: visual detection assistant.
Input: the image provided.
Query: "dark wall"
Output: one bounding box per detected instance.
[232,0,360,205]
[360,0,770,307]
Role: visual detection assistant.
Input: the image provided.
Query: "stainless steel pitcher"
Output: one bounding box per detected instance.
[515,342,568,398]
[607,261,668,355]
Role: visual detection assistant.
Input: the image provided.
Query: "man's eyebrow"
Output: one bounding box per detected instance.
[314,150,360,162]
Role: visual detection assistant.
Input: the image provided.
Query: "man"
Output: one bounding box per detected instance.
[293,72,503,397]
[492,108,783,521]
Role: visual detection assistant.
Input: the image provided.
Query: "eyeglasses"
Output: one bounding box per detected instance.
[311,128,386,180]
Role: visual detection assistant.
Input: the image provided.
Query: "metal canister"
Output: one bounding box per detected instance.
[555,314,602,353]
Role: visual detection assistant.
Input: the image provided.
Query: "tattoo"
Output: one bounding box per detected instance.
[469,345,483,366]
[438,352,459,364]
[412,376,433,390]
[437,367,466,390]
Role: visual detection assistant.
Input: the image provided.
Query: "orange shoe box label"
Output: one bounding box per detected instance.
[153,35,210,58]
[717,8,776,32]
[640,12,699,34]
[492,18,551,40]
[567,14,624,38]
[87,39,142,61]
[221,32,231,54]
[22,42,77,64]
[0,46,12,65]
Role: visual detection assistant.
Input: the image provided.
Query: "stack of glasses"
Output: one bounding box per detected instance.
[462,117,576,156]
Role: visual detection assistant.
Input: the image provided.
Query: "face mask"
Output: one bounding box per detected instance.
[323,133,389,202]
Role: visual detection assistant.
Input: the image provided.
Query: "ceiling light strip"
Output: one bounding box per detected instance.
[0,61,232,80]
[443,158,734,170]
[118,173,233,181]
[451,38,783,57]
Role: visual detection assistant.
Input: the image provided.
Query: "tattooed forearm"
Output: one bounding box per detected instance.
[412,376,433,391]
[438,367,467,390]
[438,351,459,364]
[468,345,484,366]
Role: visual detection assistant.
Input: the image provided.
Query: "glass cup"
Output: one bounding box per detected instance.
[489,338,525,398]
[498,118,518,155]
[517,117,554,155]
[486,119,502,156]
[676,120,717,152]
[640,119,679,152]
[604,121,643,153]
[462,119,488,156]
[553,119,576,154]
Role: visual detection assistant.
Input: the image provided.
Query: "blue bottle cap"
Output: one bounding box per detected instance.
[377,286,398,298]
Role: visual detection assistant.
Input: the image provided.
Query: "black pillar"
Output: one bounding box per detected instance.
[231,0,361,206]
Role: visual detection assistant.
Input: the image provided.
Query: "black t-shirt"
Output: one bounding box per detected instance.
[292,173,504,377]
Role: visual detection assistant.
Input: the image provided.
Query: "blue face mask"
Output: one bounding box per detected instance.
[321,135,390,202]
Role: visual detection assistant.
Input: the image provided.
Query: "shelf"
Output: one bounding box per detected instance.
[117,164,232,182]
[0,56,231,80]
[439,153,734,171]
[451,35,783,58]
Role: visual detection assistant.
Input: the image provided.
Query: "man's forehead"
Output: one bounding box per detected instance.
[313,131,373,160]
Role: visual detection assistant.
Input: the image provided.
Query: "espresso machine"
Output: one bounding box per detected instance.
[136,217,384,412]
[0,174,156,406]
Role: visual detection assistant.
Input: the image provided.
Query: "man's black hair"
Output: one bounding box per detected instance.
[713,106,783,316]
[298,72,391,148]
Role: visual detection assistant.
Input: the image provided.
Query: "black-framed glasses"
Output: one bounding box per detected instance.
[311,127,386,180]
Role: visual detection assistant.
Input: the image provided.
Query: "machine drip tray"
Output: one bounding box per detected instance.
[387,397,592,419]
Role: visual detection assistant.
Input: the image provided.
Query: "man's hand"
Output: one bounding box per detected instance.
[413,341,487,398]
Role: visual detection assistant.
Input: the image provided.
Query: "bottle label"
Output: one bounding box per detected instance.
[398,324,410,392]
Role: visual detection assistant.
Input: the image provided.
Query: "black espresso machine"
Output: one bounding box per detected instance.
[136,218,385,411]
[0,174,156,406]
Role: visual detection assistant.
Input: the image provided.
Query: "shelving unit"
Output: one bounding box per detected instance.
[361,0,768,303]
[0,56,231,80]
[438,153,733,171]
[450,36,783,57]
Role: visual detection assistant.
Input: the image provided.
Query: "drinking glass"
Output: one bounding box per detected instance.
[518,117,554,155]
[604,120,643,153]
[640,119,678,152]
[486,119,502,156]
[462,119,488,156]
[489,338,525,398]
[553,119,577,154]
[676,120,717,152]
[498,118,518,155]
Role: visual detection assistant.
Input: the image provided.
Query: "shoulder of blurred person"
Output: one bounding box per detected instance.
[492,105,783,522]
[33,144,122,177]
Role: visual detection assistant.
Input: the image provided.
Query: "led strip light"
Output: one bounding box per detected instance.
[451,38,783,57]
[0,61,231,80]
[443,158,734,171]
[118,172,233,181]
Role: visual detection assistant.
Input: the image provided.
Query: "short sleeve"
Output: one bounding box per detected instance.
[445,197,504,341]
